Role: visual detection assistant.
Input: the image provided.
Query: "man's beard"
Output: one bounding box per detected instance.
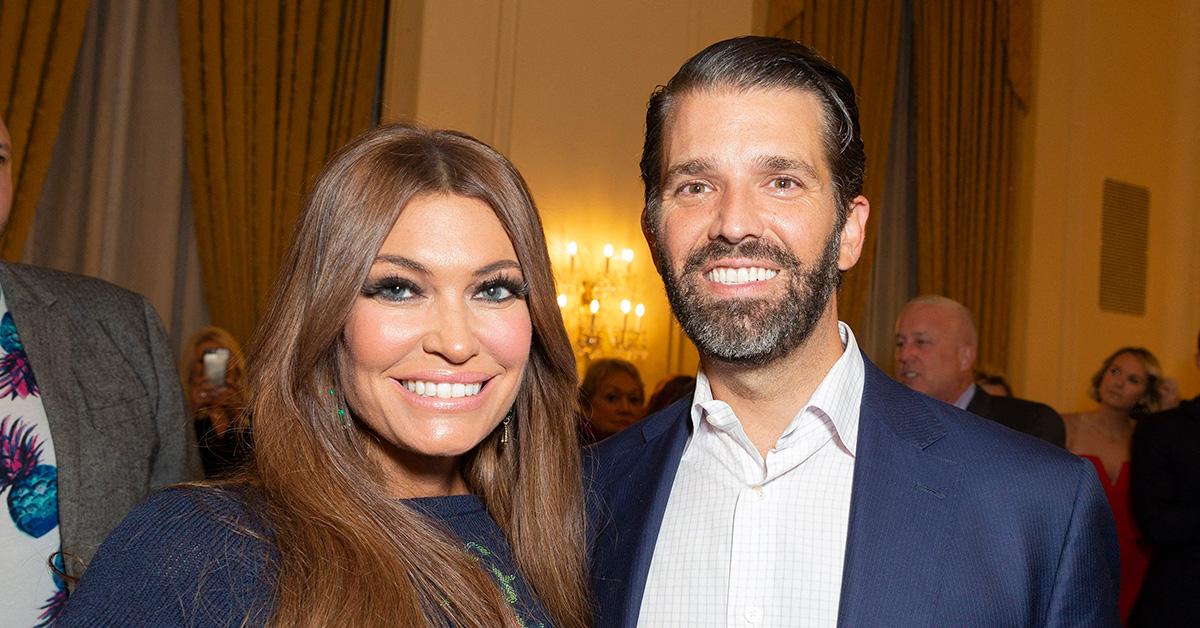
[657,230,842,366]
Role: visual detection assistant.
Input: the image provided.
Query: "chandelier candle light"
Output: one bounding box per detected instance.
[556,240,649,365]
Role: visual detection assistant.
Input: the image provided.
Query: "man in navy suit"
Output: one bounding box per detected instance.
[586,36,1119,627]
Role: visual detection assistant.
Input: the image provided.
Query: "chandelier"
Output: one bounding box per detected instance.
[554,240,649,366]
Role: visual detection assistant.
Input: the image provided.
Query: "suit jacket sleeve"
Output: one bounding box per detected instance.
[1131,417,1200,546]
[141,297,202,485]
[1045,458,1120,627]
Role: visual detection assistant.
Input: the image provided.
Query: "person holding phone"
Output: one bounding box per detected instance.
[182,326,247,477]
[57,124,591,627]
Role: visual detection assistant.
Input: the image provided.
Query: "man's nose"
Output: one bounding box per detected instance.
[708,184,764,244]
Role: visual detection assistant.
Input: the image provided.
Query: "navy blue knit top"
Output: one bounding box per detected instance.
[56,487,551,627]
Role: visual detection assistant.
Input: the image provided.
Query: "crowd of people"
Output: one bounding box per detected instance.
[0,34,1195,627]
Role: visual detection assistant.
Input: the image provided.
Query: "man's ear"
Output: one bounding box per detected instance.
[642,206,663,270]
[959,344,977,372]
[837,196,870,271]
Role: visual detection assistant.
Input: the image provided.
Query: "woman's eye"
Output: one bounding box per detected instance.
[475,278,526,303]
[478,284,513,301]
[379,284,414,301]
[363,278,419,302]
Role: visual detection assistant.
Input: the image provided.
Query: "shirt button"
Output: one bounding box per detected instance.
[745,606,763,623]
[751,485,766,500]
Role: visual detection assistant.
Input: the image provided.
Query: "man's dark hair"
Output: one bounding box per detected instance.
[640,36,865,234]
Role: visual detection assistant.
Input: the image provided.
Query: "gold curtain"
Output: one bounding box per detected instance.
[177,0,385,343]
[765,0,904,334]
[914,0,1027,372]
[0,0,90,259]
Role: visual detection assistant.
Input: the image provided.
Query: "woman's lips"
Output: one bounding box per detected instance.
[390,375,494,412]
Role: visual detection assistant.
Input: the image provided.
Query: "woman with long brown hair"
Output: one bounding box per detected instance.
[58,124,591,627]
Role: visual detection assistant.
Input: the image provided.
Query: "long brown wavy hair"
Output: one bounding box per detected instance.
[242,123,590,627]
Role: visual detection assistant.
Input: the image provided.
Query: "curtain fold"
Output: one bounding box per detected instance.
[24,0,208,355]
[914,0,1021,372]
[765,0,904,338]
[177,0,385,344]
[0,0,91,259]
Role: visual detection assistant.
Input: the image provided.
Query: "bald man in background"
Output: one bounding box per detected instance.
[894,295,1065,447]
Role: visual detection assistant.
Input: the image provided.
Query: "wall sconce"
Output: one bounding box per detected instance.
[555,240,648,366]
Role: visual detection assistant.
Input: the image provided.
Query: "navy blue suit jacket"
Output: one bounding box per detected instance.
[586,358,1119,627]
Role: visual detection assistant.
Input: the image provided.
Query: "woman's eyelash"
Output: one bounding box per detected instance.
[477,274,528,299]
[478,275,529,299]
[361,276,420,298]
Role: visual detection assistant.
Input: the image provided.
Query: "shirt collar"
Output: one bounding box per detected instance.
[689,321,865,456]
[953,382,978,410]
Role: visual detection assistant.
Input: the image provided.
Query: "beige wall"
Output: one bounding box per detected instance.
[1012,0,1200,412]
[383,0,754,389]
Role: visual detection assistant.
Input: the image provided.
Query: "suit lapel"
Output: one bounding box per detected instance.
[837,362,963,626]
[0,265,86,567]
[590,401,691,628]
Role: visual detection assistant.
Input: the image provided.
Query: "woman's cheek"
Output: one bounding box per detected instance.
[478,305,532,368]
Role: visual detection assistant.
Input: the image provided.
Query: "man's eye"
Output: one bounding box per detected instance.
[771,177,798,189]
[678,182,709,195]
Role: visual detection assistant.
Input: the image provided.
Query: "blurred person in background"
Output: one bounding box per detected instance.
[894,295,1065,446]
[181,326,249,477]
[644,374,696,416]
[975,371,1013,397]
[1065,347,1165,624]
[1130,332,1200,626]
[579,358,645,444]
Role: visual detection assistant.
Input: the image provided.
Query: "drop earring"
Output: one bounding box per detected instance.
[500,408,513,444]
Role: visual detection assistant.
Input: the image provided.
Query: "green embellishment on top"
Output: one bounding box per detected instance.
[464,541,544,627]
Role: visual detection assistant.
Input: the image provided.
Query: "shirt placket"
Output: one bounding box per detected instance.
[725,436,771,627]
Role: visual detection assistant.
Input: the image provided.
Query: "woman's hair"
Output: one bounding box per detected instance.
[243,123,589,627]
[577,358,643,415]
[180,326,246,396]
[1089,346,1163,417]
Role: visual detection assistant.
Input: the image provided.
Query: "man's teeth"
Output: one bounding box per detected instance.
[901,371,918,380]
[706,267,778,285]
[401,381,484,398]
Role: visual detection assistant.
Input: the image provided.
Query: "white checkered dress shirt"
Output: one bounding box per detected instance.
[639,322,865,627]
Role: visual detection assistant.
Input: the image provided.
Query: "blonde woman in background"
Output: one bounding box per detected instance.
[1064,347,1164,625]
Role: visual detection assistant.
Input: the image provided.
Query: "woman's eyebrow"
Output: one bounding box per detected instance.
[473,259,521,277]
[372,255,429,275]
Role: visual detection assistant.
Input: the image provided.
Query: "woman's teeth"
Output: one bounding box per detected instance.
[401,381,484,398]
[706,266,778,285]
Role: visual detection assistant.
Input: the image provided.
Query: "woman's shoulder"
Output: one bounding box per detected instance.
[58,485,276,627]
[98,485,269,551]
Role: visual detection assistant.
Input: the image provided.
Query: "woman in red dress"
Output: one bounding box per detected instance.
[1064,347,1165,624]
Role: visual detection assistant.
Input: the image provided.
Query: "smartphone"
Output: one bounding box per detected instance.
[203,348,231,387]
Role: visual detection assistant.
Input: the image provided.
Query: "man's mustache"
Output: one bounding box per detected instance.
[681,239,800,276]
